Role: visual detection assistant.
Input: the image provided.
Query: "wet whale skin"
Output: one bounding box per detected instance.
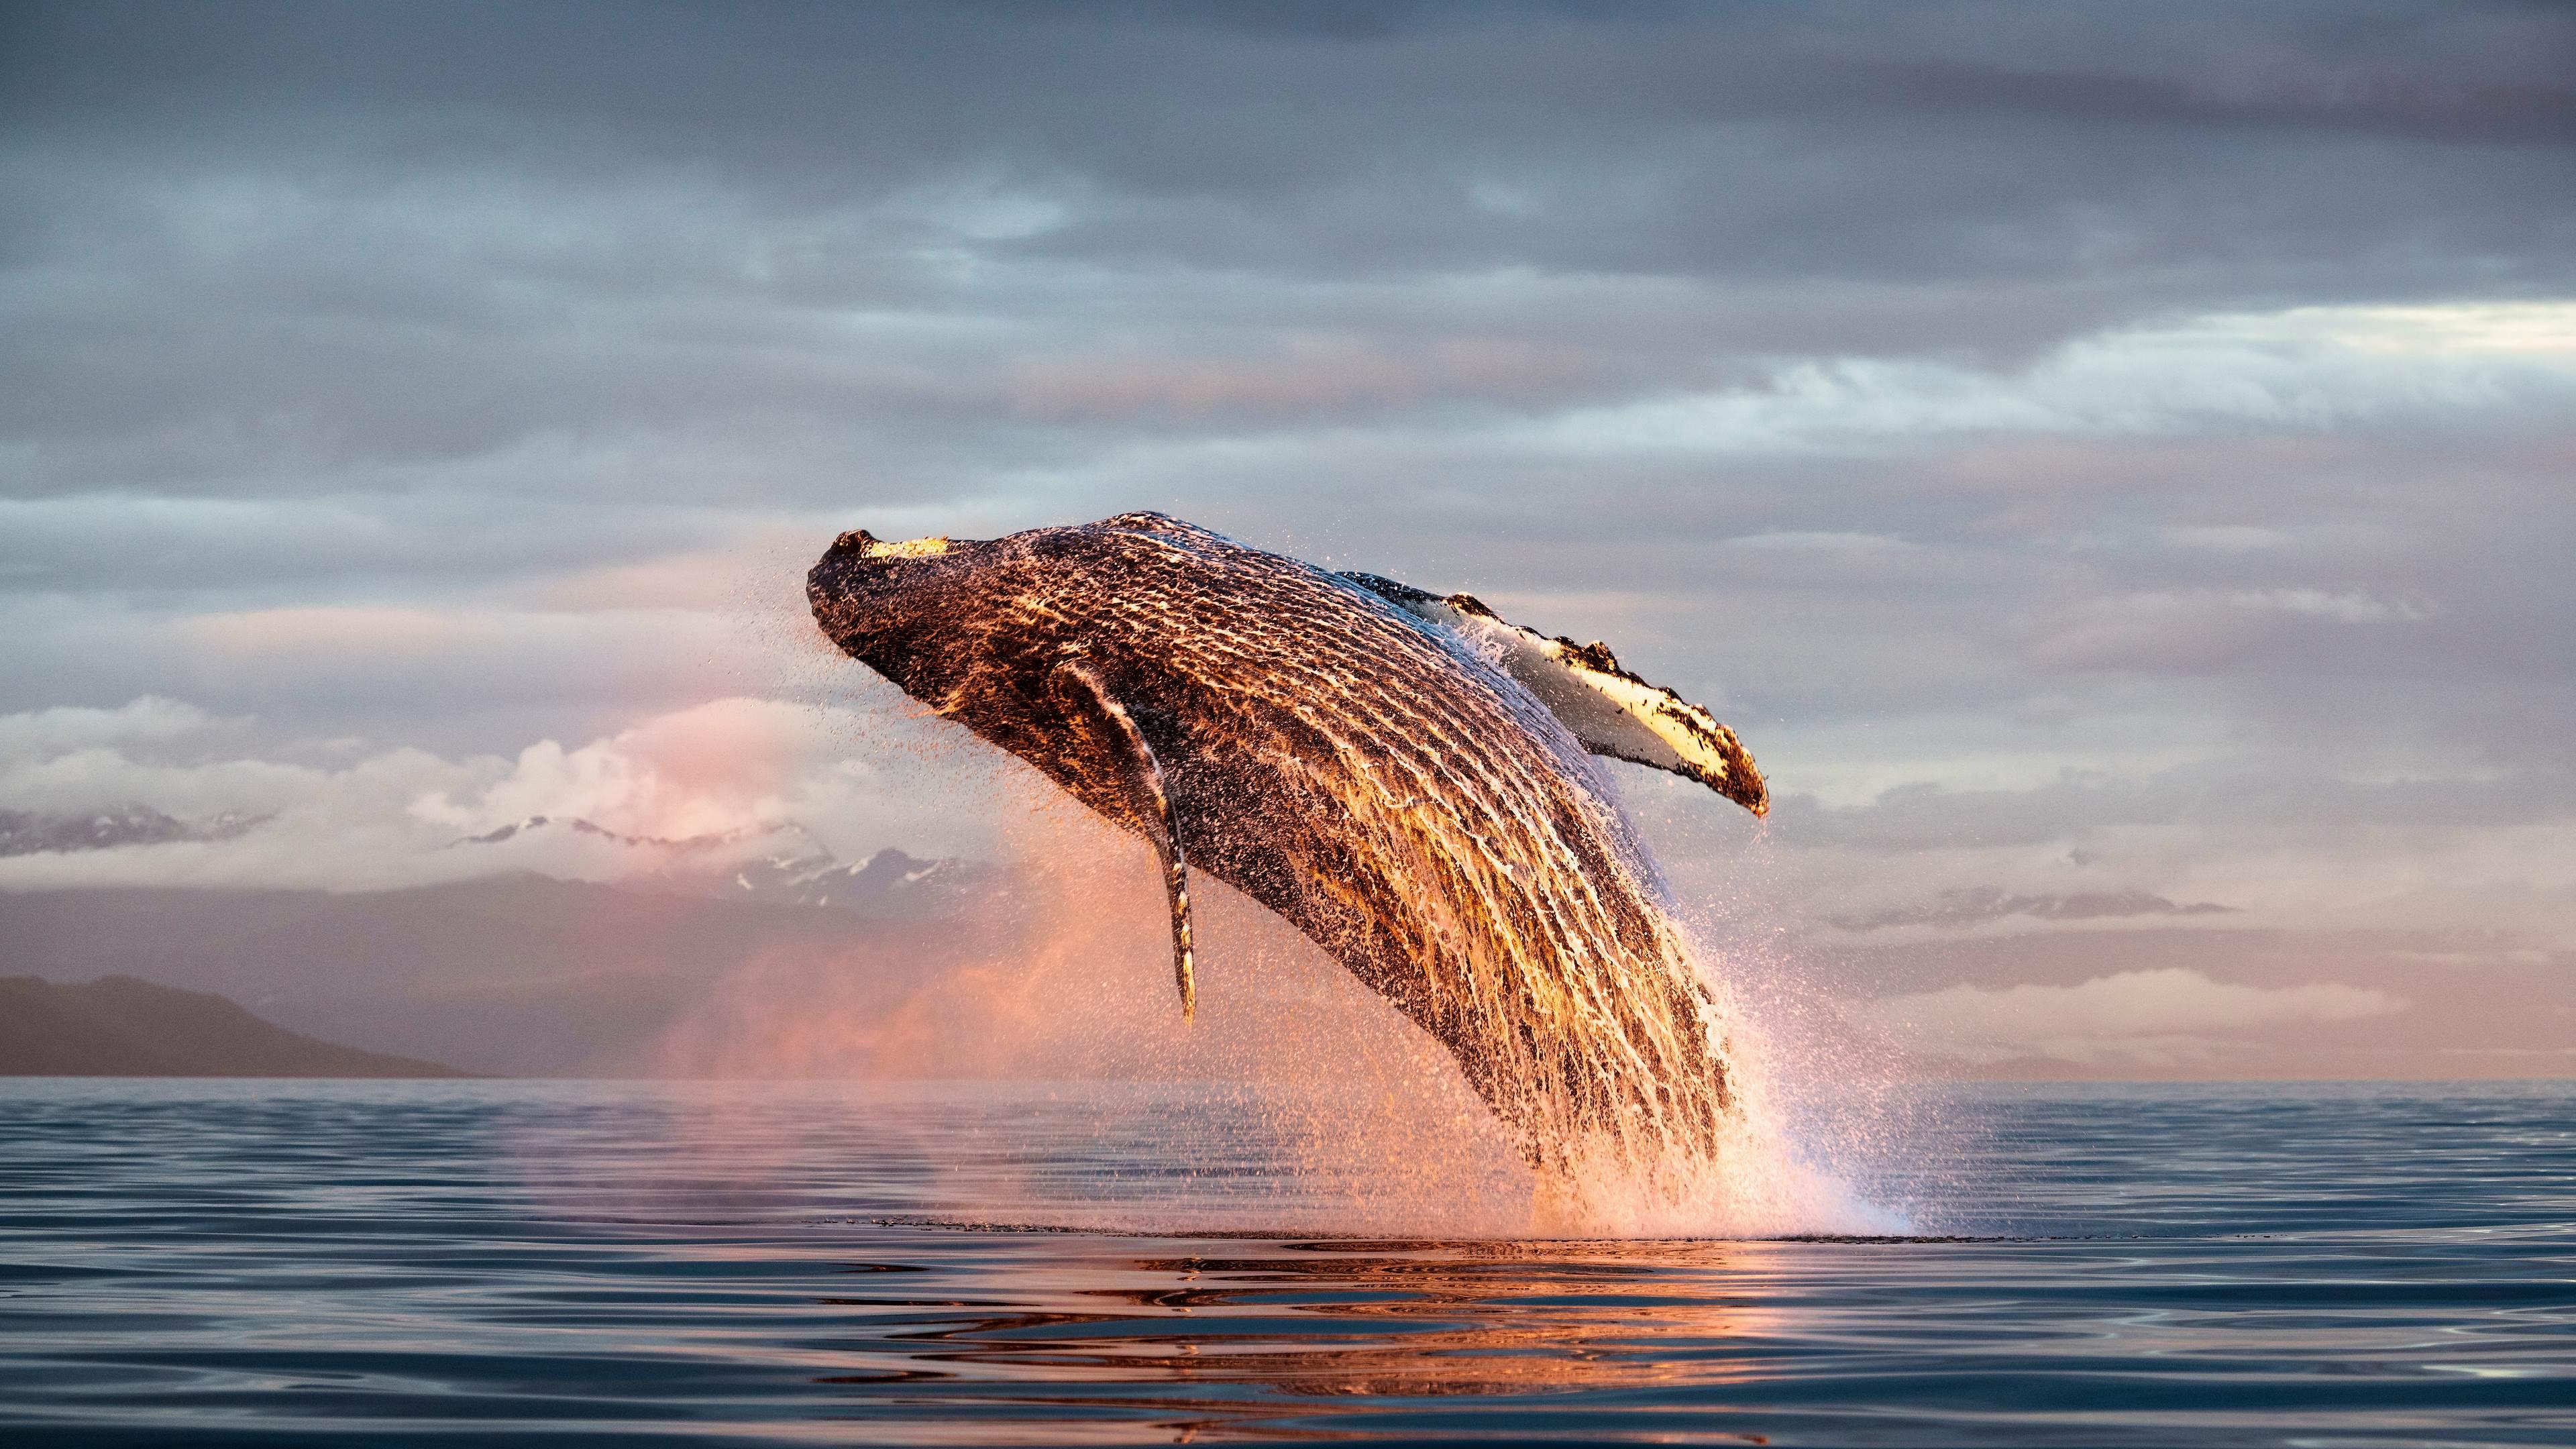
[808,511,1738,1171]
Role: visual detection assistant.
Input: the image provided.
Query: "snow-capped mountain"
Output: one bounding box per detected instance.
[0,806,264,857]
[453,814,809,853]
[449,814,1005,919]
[697,844,1008,918]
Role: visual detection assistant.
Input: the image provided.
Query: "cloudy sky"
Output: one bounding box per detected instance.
[5,1,2572,1074]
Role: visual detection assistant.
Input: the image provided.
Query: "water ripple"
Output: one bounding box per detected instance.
[1,1078,2571,1445]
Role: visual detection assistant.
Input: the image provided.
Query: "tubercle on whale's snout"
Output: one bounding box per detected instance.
[807,529,971,636]
[811,529,959,582]
[828,529,955,561]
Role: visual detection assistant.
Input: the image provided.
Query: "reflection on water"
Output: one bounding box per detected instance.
[1,1079,2571,1445]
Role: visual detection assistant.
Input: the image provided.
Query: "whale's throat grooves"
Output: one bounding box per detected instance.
[810,513,1741,1182]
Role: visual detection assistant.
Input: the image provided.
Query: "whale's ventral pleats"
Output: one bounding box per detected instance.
[805,511,1762,1185]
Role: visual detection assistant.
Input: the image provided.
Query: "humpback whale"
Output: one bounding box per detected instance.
[808,512,1766,1174]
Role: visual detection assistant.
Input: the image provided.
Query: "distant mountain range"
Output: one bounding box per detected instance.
[0,975,464,1077]
[6,808,2572,1081]
[0,800,1008,924]
[705,841,1007,916]
[448,815,1010,918]
[0,806,261,857]
[0,824,1035,1076]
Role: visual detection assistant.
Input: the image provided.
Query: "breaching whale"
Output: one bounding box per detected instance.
[807,512,1766,1173]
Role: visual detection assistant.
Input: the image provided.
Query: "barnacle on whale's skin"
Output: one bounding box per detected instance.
[806,512,1768,1184]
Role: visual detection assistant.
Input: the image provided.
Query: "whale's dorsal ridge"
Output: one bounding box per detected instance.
[1340,570,1434,607]
[1340,570,1769,817]
[1100,510,1220,545]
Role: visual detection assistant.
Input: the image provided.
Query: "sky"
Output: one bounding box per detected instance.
[4,1,2573,1075]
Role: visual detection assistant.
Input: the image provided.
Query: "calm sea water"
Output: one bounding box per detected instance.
[1,1077,2570,1446]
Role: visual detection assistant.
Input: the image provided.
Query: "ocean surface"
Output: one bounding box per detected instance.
[1,1077,2570,1446]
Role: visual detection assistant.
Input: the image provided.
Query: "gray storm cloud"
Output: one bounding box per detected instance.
[2,2,2571,1073]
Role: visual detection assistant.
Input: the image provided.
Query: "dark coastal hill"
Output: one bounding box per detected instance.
[0,873,1014,1077]
[0,975,465,1077]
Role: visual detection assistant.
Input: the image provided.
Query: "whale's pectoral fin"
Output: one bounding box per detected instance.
[1341,572,1769,817]
[1053,661,1198,1021]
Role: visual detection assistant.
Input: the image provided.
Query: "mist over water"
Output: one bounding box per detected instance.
[644,712,1916,1240]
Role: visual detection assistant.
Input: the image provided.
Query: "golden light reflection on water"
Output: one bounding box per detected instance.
[481,1079,1811,1434]
[801,1235,1787,1428]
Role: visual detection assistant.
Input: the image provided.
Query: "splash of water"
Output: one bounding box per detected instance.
[653,737,1905,1237]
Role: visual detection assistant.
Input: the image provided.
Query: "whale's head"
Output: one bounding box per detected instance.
[805,529,1014,703]
[807,513,1209,706]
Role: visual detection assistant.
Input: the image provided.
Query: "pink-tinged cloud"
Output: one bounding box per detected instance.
[0,694,985,892]
[1845,967,2406,1069]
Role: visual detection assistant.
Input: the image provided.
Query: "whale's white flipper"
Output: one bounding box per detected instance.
[1055,660,1199,1020]
[1342,572,1768,817]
